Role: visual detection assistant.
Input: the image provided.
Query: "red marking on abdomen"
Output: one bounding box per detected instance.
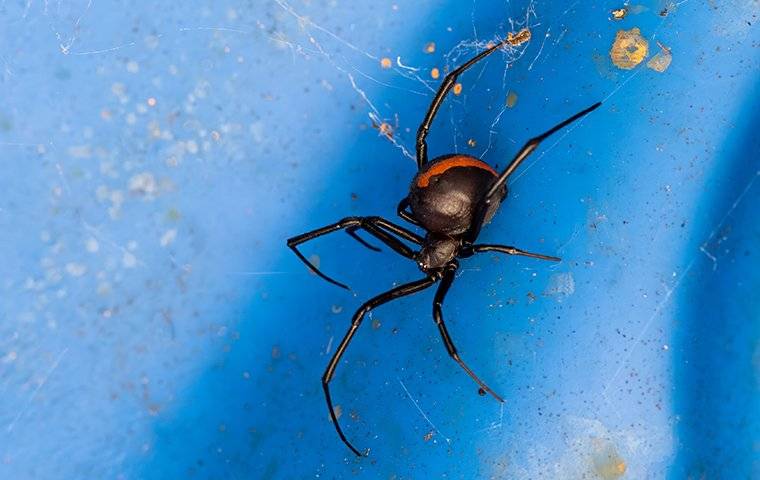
[416,156,497,188]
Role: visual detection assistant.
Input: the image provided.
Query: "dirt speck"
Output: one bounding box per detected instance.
[371,318,381,330]
[610,27,649,69]
[424,42,436,54]
[271,346,281,359]
[307,254,320,274]
[467,138,477,148]
[543,273,575,302]
[610,7,627,20]
[431,67,440,79]
[329,405,342,422]
[423,431,434,441]
[591,438,627,479]
[507,28,531,46]
[647,41,672,72]
[380,57,392,69]
[506,90,518,108]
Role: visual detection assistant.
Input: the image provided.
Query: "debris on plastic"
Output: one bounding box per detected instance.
[543,272,575,302]
[506,90,518,108]
[370,113,398,140]
[609,27,649,70]
[467,138,477,148]
[424,42,436,54]
[307,254,320,274]
[380,57,392,69]
[328,405,342,422]
[430,67,440,79]
[507,28,531,46]
[592,440,627,479]
[659,3,674,17]
[647,41,673,73]
[453,83,463,95]
[610,7,628,20]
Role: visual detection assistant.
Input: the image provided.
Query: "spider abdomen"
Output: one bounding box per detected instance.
[409,154,506,236]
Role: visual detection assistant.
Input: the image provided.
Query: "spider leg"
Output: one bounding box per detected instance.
[465,102,602,243]
[432,262,504,402]
[473,244,561,262]
[346,226,382,252]
[323,275,437,456]
[396,197,420,226]
[484,102,602,201]
[287,216,422,290]
[416,37,516,169]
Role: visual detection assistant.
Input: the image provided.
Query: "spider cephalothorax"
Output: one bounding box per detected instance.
[287,35,601,456]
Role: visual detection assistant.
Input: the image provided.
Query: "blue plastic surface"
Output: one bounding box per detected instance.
[1,1,757,478]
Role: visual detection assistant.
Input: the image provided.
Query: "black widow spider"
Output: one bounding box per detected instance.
[287,36,601,456]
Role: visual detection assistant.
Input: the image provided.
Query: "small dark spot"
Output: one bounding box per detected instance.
[350,192,358,201]
[478,388,486,396]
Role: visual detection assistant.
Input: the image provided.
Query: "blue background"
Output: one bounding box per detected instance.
[1,0,757,478]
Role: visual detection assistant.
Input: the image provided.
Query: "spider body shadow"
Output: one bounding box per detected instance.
[287,36,602,457]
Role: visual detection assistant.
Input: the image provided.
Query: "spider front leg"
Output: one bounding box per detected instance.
[416,37,516,168]
[323,275,437,456]
[432,262,504,402]
[287,216,422,290]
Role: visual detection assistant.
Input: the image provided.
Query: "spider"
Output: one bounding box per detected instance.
[287,36,602,456]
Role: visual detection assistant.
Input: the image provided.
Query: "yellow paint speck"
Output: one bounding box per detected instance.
[611,7,628,20]
[610,27,649,70]
[380,57,392,69]
[453,83,463,95]
[431,67,440,79]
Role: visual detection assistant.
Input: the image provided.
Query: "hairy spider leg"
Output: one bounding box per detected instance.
[287,216,423,290]
[416,37,516,169]
[433,262,504,402]
[473,244,561,262]
[323,275,437,456]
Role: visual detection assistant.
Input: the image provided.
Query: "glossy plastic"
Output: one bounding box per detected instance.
[0,1,757,478]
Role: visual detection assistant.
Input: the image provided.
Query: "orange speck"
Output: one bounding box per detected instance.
[424,42,436,54]
[617,462,627,474]
[431,67,440,79]
[380,57,392,69]
[147,97,157,107]
[506,90,518,108]
[453,83,463,95]
[378,122,393,139]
